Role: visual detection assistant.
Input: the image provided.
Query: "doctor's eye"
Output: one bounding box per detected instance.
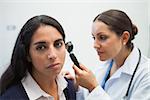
[98,35,109,42]
[92,36,95,40]
[92,34,95,40]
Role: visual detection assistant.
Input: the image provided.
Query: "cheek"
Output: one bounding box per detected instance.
[30,50,46,68]
[103,40,122,53]
[32,55,44,64]
[59,49,66,63]
[106,40,122,57]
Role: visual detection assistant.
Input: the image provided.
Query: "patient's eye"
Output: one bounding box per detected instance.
[36,45,47,51]
[54,39,64,49]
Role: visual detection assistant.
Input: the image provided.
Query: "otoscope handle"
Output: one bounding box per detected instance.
[69,53,80,69]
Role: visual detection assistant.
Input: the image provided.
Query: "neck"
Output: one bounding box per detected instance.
[110,47,132,76]
[31,72,58,97]
[114,47,132,68]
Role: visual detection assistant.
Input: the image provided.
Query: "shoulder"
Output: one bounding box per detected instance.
[132,55,150,87]
[64,78,76,100]
[65,78,76,92]
[139,54,150,74]
[0,82,29,100]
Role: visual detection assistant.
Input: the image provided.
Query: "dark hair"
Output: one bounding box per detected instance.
[93,9,138,48]
[0,15,65,94]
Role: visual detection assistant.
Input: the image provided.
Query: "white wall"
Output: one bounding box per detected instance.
[148,0,150,57]
[0,0,149,76]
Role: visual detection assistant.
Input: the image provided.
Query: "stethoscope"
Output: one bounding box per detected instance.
[101,48,141,99]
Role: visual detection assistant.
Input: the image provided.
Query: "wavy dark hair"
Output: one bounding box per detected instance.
[0,15,65,94]
[93,9,138,49]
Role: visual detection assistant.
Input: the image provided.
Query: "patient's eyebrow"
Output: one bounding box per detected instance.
[33,41,47,45]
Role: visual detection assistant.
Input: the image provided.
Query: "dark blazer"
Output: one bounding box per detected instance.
[0,79,76,100]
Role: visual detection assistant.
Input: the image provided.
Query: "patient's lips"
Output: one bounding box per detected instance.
[47,63,60,69]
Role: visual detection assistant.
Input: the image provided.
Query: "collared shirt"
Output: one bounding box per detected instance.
[21,72,67,100]
[79,47,150,100]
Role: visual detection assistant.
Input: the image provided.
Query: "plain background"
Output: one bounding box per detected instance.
[0,0,150,76]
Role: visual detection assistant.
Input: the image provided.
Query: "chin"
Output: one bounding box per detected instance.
[99,56,107,61]
[55,68,62,74]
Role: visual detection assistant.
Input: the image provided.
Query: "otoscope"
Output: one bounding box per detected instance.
[66,41,81,69]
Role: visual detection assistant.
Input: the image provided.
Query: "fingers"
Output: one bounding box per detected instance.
[65,74,74,80]
[79,64,89,72]
[72,64,82,75]
[61,70,69,76]
[73,64,89,75]
[61,69,79,91]
[72,64,98,91]
[61,70,74,80]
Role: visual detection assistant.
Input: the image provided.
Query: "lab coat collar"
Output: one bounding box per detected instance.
[121,46,140,75]
[107,47,140,81]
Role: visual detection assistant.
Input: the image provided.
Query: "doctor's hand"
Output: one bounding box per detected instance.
[61,70,79,91]
[73,64,98,92]
[61,70,74,80]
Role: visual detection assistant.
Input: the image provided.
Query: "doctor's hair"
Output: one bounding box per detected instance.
[0,15,65,95]
[93,9,138,49]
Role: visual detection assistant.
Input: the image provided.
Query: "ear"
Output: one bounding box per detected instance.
[121,31,130,45]
[27,55,32,62]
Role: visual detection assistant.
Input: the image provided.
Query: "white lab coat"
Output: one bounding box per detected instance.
[77,47,150,100]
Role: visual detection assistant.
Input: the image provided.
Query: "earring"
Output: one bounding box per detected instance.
[123,42,126,45]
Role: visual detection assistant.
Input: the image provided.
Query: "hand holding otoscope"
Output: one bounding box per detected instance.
[65,41,98,92]
[66,41,81,69]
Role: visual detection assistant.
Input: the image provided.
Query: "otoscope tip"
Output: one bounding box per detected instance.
[66,41,73,53]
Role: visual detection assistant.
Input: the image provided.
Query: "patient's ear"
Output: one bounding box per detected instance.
[27,55,31,62]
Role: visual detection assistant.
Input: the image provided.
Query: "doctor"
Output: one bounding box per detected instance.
[73,9,150,100]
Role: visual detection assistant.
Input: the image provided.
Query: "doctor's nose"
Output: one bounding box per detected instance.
[93,39,101,49]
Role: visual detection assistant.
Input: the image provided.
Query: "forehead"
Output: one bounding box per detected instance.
[92,21,116,36]
[31,25,62,44]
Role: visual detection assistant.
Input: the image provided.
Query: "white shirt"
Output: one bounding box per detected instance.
[79,47,150,100]
[21,72,68,100]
